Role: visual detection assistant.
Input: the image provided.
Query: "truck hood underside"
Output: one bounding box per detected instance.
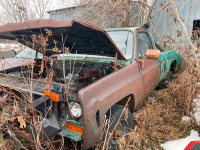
[0,19,126,60]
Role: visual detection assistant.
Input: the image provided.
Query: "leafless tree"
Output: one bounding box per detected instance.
[31,0,51,19]
[0,0,50,24]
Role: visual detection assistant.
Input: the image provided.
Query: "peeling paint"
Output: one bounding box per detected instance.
[158,50,181,80]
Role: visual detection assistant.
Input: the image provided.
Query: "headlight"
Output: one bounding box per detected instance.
[69,102,82,118]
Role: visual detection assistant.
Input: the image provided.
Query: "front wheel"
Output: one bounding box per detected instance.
[104,104,133,149]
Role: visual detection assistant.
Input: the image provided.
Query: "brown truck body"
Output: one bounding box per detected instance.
[0,19,181,149]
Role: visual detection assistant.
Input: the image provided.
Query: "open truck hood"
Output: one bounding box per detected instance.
[0,58,34,72]
[0,19,126,60]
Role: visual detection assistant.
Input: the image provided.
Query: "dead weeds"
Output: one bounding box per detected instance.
[0,132,15,150]
[119,63,200,150]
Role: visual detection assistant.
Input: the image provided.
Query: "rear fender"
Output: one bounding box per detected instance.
[159,50,181,81]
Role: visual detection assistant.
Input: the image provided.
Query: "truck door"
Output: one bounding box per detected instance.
[136,31,160,98]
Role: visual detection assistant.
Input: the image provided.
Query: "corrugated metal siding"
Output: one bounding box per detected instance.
[149,0,200,50]
[49,7,82,20]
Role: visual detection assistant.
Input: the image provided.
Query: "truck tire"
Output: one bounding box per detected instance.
[104,104,133,149]
[156,71,172,90]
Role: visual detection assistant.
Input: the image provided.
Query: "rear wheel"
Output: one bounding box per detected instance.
[156,71,173,90]
[105,104,133,149]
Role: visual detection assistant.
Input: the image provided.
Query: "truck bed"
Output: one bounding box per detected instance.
[0,73,64,96]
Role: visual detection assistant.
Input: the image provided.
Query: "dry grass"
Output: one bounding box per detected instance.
[118,61,200,150]
[0,132,15,150]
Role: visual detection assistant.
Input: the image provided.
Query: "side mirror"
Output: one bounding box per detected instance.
[146,49,161,59]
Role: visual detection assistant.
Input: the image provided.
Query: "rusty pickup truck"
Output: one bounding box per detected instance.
[0,19,181,149]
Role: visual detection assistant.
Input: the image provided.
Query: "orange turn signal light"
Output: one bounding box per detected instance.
[66,123,83,135]
[44,90,59,102]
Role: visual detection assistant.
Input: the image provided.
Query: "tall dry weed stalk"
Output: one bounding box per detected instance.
[170,60,200,116]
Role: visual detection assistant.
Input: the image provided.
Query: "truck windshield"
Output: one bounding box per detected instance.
[107,30,133,59]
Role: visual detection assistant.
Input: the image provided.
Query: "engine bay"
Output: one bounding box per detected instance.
[6,59,116,98]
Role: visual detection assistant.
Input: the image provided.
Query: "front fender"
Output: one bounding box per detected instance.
[78,61,143,149]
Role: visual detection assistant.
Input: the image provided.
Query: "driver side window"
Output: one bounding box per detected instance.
[137,32,153,58]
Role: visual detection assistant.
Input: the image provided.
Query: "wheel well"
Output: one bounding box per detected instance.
[117,94,135,113]
[102,94,135,128]
[170,61,177,73]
